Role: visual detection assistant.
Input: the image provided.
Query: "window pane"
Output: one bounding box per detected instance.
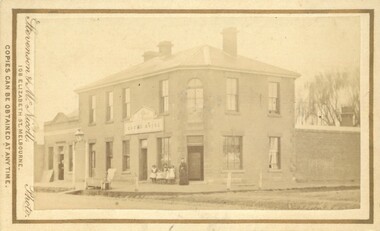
[164,97,169,112]
[196,98,204,109]
[157,138,170,169]
[122,141,130,171]
[188,79,203,113]
[109,105,113,121]
[195,89,203,98]
[187,89,195,99]
[90,95,96,123]
[224,136,242,170]
[226,78,238,111]
[231,96,237,110]
[269,137,280,170]
[126,103,131,117]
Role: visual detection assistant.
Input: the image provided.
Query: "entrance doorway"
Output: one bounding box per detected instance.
[58,146,64,180]
[139,139,148,181]
[187,146,204,181]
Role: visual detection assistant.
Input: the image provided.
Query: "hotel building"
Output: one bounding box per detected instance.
[44,28,300,184]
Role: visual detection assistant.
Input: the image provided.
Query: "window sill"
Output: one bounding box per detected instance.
[121,171,131,175]
[267,113,281,118]
[221,169,245,174]
[105,120,114,124]
[159,112,169,116]
[123,117,131,122]
[88,123,96,127]
[268,169,283,173]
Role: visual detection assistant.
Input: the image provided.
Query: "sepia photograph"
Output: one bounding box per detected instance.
[31,14,362,211]
[1,1,378,229]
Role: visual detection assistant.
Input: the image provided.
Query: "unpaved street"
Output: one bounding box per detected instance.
[35,188,360,210]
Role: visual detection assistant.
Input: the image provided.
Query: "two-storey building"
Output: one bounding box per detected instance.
[44,27,300,185]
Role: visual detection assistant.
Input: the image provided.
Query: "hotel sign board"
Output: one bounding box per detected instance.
[124,107,163,135]
[124,119,163,135]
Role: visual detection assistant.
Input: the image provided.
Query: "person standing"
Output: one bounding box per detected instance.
[167,165,176,184]
[149,165,158,183]
[58,160,64,180]
[179,158,189,185]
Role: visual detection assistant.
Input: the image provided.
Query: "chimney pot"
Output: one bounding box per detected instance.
[222,27,238,57]
[157,41,173,56]
[142,51,158,62]
[341,106,355,127]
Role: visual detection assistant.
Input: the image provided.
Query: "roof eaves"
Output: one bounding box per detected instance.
[75,65,300,93]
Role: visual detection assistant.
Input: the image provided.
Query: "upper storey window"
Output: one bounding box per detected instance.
[106,91,114,122]
[160,80,169,113]
[187,79,203,112]
[226,78,238,112]
[268,82,280,114]
[89,95,96,124]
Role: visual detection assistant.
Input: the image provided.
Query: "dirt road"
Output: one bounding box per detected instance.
[35,188,359,210]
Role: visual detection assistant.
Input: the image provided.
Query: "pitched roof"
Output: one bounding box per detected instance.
[44,110,79,126]
[76,45,300,93]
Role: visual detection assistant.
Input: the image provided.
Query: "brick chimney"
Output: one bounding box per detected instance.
[143,51,158,62]
[157,41,173,56]
[341,106,354,127]
[222,27,238,57]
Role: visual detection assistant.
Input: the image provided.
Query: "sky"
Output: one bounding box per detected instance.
[34,14,361,133]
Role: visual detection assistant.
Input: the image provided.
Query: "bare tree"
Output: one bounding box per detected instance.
[296,69,360,127]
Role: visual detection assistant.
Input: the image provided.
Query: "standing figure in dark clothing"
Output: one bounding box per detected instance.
[58,160,64,180]
[179,158,189,185]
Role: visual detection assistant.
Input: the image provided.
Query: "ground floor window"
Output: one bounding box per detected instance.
[106,141,113,170]
[122,140,130,171]
[223,136,243,170]
[68,144,73,172]
[89,143,96,177]
[269,137,281,170]
[157,137,170,169]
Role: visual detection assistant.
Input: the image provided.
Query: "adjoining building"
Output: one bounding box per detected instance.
[43,27,301,185]
[43,111,79,182]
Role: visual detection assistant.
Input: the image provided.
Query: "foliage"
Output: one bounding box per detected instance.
[296,69,360,126]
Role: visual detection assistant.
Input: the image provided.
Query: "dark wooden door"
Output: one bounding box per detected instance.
[187,146,203,181]
[58,154,64,180]
[139,147,148,181]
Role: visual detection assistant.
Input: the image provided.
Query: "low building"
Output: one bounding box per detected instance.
[44,27,301,185]
[43,111,79,181]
